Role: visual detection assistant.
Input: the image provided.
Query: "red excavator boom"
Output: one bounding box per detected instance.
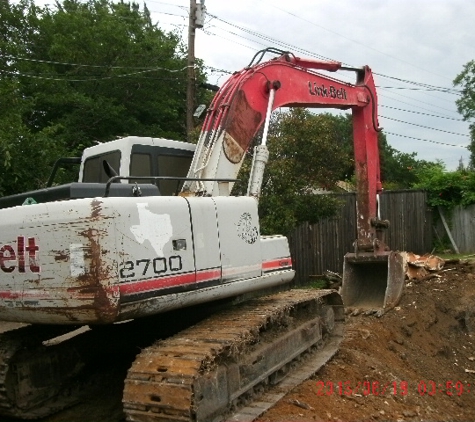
[184,49,404,310]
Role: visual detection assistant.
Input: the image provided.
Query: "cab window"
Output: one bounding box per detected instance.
[130,153,152,183]
[157,155,193,195]
[83,151,121,183]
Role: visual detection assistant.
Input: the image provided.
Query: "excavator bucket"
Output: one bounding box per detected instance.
[341,251,405,310]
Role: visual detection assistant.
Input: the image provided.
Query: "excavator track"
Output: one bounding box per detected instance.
[123,289,344,422]
[0,302,241,420]
[0,324,89,419]
[0,319,166,420]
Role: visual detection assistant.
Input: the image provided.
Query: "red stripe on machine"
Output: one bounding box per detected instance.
[0,291,21,299]
[119,268,221,296]
[262,258,292,272]
[197,268,221,282]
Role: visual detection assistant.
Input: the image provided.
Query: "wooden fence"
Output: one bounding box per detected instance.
[288,190,432,284]
[436,204,475,254]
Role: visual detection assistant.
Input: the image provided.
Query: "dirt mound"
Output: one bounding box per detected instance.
[258,259,475,422]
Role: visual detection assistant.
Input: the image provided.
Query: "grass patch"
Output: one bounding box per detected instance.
[307,279,328,289]
[438,253,475,262]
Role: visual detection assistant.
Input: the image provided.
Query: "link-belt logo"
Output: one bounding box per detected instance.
[0,236,40,273]
[308,82,347,100]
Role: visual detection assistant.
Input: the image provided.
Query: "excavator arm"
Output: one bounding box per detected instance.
[184,50,405,311]
[183,51,382,251]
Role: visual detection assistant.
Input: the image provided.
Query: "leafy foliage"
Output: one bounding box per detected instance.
[0,0,209,195]
[412,162,475,209]
[233,108,438,234]
[379,137,432,189]
[234,109,350,235]
[454,60,475,167]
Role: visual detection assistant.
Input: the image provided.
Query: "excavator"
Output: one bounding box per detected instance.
[0,49,404,421]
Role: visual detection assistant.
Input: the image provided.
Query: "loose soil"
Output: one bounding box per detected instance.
[258,258,475,422]
[2,259,475,422]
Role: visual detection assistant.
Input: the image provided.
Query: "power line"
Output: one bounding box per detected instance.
[154,11,188,19]
[203,65,233,76]
[377,86,461,95]
[253,0,454,82]
[0,66,188,82]
[4,14,460,102]
[197,31,469,145]
[385,132,469,149]
[379,93,460,120]
[380,115,469,137]
[145,1,187,8]
[4,5,471,162]
[380,105,464,122]
[204,14,460,99]
[375,73,461,95]
[0,53,182,70]
[207,14,336,63]
[200,7,465,137]
[379,88,460,116]
[209,11,464,110]
[199,25,471,148]
[202,29,264,54]
[202,23,462,122]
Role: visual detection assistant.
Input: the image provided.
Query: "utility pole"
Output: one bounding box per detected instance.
[187,0,205,140]
[186,0,197,140]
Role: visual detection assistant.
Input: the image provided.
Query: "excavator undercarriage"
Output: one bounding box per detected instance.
[123,289,343,422]
[0,289,343,421]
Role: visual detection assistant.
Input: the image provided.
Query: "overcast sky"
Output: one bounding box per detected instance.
[147,0,474,170]
[33,0,474,170]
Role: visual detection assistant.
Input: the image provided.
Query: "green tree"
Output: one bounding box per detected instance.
[233,108,437,235]
[454,60,475,167]
[379,137,433,189]
[305,112,432,189]
[412,162,475,208]
[0,0,209,195]
[234,109,351,235]
[0,0,54,195]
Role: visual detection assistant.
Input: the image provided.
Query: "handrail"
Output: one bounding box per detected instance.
[104,176,238,197]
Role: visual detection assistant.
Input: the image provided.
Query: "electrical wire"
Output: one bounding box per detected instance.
[160,15,475,155]
[203,65,232,75]
[375,73,462,95]
[204,16,460,101]
[199,26,471,150]
[385,132,469,149]
[379,87,461,116]
[202,29,265,54]
[143,1,184,6]
[378,86,461,95]
[380,116,469,137]
[0,53,184,70]
[0,66,189,82]
[199,36,463,146]
[130,5,475,162]
[253,0,455,82]
[379,93,460,120]
[380,105,464,122]
[206,14,335,63]
[3,4,471,157]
